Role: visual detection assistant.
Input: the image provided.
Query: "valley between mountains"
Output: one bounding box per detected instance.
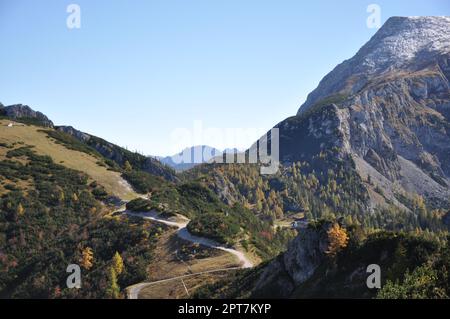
[1,16,450,299]
[0,117,284,299]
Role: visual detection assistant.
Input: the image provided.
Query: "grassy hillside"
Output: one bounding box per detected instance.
[54,125,178,183]
[0,143,164,298]
[0,120,137,200]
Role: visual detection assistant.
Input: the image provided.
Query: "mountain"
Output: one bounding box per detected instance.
[2,16,450,300]
[194,219,449,299]
[189,16,450,300]
[189,18,450,222]
[0,118,137,200]
[274,16,450,210]
[0,103,177,182]
[0,103,54,127]
[56,126,177,182]
[0,116,164,298]
[157,145,222,171]
[298,16,450,115]
[0,106,293,298]
[0,105,177,194]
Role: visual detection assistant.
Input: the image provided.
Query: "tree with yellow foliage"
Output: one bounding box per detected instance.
[413,194,426,214]
[55,186,65,203]
[80,247,94,270]
[255,188,265,203]
[326,223,349,256]
[17,203,25,216]
[112,251,124,275]
[274,205,284,219]
[124,160,132,172]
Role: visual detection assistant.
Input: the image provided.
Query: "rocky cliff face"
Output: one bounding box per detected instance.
[57,125,90,142]
[274,17,450,209]
[298,16,450,115]
[252,221,333,298]
[244,219,439,299]
[0,104,54,127]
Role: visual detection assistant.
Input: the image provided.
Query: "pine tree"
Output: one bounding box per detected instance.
[255,188,265,202]
[274,206,284,219]
[106,266,120,299]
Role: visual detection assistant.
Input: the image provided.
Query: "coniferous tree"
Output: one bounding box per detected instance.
[17,203,25,216]
[106,266,120,299]
[326,223,349,256]
[80,247,94,270]
[112,251,124,275]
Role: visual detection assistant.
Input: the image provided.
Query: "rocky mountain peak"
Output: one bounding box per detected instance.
[0,103,54,127]
[270,16,450,210]
[298,16,450,115]
[359,16,450,70]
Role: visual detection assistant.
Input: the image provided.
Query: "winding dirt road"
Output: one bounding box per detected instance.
[125,210,254,299]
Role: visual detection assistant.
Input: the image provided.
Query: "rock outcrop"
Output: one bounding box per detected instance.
[0,104,54,127]
[253,221,334,298]
[57,125,90,142]
[298,16,450,115]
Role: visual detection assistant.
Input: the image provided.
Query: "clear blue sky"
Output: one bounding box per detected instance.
[1,0,449,156]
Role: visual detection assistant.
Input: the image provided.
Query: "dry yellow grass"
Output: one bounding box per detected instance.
[0,120,138,200]
[147,230,240,282]
[138,271,235,299]
[135,227,241,299]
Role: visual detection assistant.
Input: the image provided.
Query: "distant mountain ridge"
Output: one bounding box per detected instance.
[156,145,222,171]
[193,17,450,299]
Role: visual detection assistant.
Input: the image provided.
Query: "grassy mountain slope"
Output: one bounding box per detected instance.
[0,141,165,298]
[56,125,178,183]
[0,120,137,200]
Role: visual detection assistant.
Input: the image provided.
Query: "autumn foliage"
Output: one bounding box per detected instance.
[112,251,124,275]
[326,223,349,256]
[80,247,94,270]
